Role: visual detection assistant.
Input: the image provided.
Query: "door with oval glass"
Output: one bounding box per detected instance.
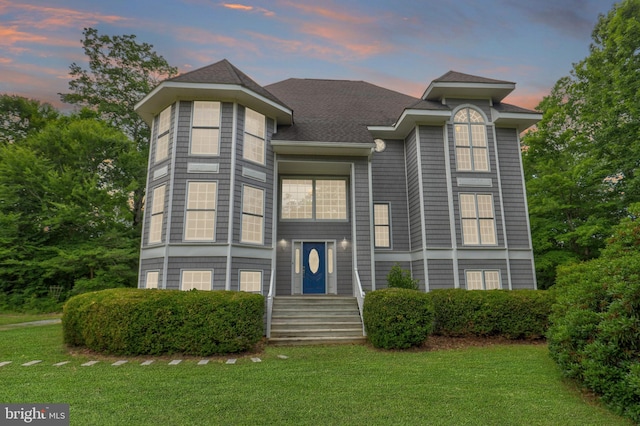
[302,242,325,294]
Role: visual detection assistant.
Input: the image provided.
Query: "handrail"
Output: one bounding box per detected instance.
[353,268,366,336]
[266,269,275,338]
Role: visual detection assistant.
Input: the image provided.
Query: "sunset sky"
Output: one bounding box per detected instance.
[0,0,618,111]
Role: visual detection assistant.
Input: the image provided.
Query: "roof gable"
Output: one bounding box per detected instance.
[169,59,289,109]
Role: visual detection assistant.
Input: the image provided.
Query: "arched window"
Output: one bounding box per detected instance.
[453,107,489,171]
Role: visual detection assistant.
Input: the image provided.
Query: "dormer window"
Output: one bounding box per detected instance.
[454,107,489,172]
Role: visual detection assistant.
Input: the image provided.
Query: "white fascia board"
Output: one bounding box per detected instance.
[423,82,515,102]
[491,110,542,132]
[135,82,293,125]
[368,109,451,139]
[271,140,373,156]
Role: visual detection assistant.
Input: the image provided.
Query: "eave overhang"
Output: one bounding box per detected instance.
[423,82,515,103]
[135,82,293,126]
[367,109,451,139]
[270,140,373,156]
[491,109,542,132]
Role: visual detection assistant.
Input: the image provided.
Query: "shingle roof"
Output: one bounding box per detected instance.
[492,102,538,114]
[169,59,289,110]
[433,70,514,85]
[265,78,445,143]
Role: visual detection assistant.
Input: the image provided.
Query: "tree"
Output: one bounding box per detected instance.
[0,113,140,309]
[0,95,58,145]
[60,27,178,226]
[521,0,640,288]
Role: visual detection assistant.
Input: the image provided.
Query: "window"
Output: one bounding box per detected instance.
[466,270,501,290]
[240,270,262,293]
[155,106,171,163]
[185,181,217,241]
[191,101,220,155]
[281,178,347,220]
[181,270,212,290]
[454,107,488,171]
[374,203,391,248]
[149,185,166,244]
[145,271,159,289]
[460,193,496,245]
[241,186,264,244]
[243,108,265,165]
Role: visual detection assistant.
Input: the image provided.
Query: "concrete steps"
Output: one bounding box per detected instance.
[269,296,365,345]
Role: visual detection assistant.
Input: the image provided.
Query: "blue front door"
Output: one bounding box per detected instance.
[303,242,326,294]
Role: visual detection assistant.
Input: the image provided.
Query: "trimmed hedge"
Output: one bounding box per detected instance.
[363,288,434,349]
[63,288,264,356]
[428,289,555,339]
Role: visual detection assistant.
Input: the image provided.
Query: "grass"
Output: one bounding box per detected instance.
[0,324,632,426]
[0,312,61,326]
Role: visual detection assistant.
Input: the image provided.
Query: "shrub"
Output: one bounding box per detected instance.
[386,263,419,290]
[547,255,640,422]
[547,206,640,423]
[363,288,434,349]
[63,288,264,356]
[428,289,554,339]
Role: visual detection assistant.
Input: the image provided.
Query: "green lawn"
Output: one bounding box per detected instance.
[0,313,61,326]
[0,324,631,426]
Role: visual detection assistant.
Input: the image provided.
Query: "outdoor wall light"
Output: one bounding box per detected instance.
[341,237,349,250]
[279,239,288,251]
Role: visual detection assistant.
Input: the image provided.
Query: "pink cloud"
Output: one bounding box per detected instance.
[278,0,375,25]
[221,3,275,17]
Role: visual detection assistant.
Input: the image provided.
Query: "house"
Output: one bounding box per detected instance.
[135,59,541,339]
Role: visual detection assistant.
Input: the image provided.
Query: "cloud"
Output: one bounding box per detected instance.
[220,3,275,17]
[0,0,129,30]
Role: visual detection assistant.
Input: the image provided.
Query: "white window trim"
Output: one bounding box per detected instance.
[154,105,171,164]
[180,269,213,291]
[373,202,392,249]
[239,270,263,294]
[280,177,349,222]
[190,101,221,156]
[453,106,490,172]
[460,193,497,246]
[148,185,166,244]
[243,107,266,166]
[465,269,501,290]
[241,184,265,245]
[145,271,160,289]
[184,180,218,242]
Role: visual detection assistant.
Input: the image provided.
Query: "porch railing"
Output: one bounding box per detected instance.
[353,268,366,336]
[266,269,275,338]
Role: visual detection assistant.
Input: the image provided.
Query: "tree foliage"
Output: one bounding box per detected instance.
[0,112,140,310]
[0,95,58,145]
[60,27,177,226]
[522,0,640,288]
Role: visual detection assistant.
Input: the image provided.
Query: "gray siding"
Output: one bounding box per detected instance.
[458,259,508,289]
[410,259,426,291]
[374,261,411,289]
[165,257,227,290]
[139,258,164,288]
[233,106,275,246]
[510,259,536,289]
[371,139,410,251]
[427,259,455,290]
[353,158,373,291]
[496,127,531,249]
[405,129,422,250]
[447,116,505,247]
[420,125,452,248]
[231,257,272,294]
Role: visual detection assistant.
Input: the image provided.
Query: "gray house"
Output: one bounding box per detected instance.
[135,59,541,342]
